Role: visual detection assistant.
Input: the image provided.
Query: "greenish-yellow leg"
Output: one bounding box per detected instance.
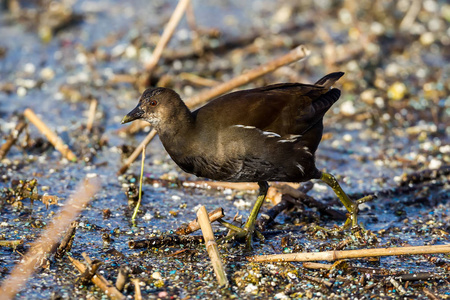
[243,181,269,248]
[218,181,269,249]
[320,172,374,229]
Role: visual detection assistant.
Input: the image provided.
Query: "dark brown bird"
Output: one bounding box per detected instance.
[122,72,370,248]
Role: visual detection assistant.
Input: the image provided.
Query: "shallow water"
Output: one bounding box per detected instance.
[1,0,449,299]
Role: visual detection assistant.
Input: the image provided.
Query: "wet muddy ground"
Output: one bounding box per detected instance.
[1,0,449,299]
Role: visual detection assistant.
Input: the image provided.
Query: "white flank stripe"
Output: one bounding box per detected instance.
[296,163,305,175]
[262,131,281,138]
[232,125,256,129]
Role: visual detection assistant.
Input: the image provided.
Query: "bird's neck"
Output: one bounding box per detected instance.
[157,103,195,156]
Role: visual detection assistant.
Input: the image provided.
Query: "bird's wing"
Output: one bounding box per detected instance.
[194,82,340,136]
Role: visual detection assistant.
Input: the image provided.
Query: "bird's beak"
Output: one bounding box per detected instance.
[121,104,144,124]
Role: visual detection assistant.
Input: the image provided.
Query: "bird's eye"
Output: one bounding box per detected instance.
[150,100,158,107]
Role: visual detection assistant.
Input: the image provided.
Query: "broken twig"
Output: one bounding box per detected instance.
[117,129,156,175]
[129,234,206,249]
[197,206,229,287]
[55,221,78,259]
[69,255,125,300]
[86,98,98,132]
[0,117,27,159]
[24,108,77,162]
[0,239,24,249]
[175,207,225,235]
[144,0,191,73]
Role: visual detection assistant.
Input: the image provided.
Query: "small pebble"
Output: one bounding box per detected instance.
[151,272,162,280]
[387,82,407,101]
[428,158,442,170]
[245,283,258,293]
[340,101,356,116]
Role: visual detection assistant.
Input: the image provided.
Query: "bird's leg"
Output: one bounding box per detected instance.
[320,172,361,229]
[242,181,269,249]
[217,181,269,249]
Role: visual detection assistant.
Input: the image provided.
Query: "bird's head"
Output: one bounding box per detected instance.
[121,87,182,128]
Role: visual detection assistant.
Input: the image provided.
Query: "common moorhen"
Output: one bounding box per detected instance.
[122,72,372,248]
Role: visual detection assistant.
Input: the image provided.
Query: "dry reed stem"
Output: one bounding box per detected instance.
[86,98,98,132]
[197,206,229,287]
[0,239,24,249]
[423,287,440,300]
[78,257,103,285]
[399,0,422,30]
[302,262,333,270]
[179,72,219,87]
[117,129,157,175]
[0,118,27,159]
[115,267,129,291]
[68,256,125,300]
[175,207,225,235]
[23,108,77,162]
[248,244,450,263]
[303,274,334,288]
[184,45,310,108]
[145,0,191,72]
[389,277,406,295]
[55,221,78,259]
[131,279,142,300]
[116,120,148,135]
[118,46,309,174]
[0,178,100,300]
[81,252,93,264]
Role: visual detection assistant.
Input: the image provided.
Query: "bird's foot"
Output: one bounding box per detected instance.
[217,219,264,250]
[320,172,376,231]
[340,194,376,234]
[216,181,269,250]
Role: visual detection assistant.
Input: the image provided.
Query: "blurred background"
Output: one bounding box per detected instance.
[0,0,449,298]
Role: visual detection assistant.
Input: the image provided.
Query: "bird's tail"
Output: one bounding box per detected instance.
[314,72,345,89]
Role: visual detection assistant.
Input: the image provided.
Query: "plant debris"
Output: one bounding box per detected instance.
[0,0,449,299]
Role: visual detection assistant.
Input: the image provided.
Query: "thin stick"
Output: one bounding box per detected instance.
[248,244,450,262]
[145,0,191,72]
[115,267,129,291]
[117,46,310,174]
[399,0,422,31]
[131,145,146,220]
[423,287,440,300]
[0,178,100,300]
[0,118,27,159]
[117,129,156,175]
[129,234,205,249]
[55,221,78,259]
[23,108,77,162]
[86,98,98,132]
[175,207,225,235]
[197,206,229,287]
[0,240,24,249]
[389,277,406,295]
[81,252,93,264]
[302,262,333,270]
[184,45,310,108]
[131,279,142,300]
[179,72,219,87]
[68,256,125,300]
[303,274,334,288]
[78,257,103,285]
